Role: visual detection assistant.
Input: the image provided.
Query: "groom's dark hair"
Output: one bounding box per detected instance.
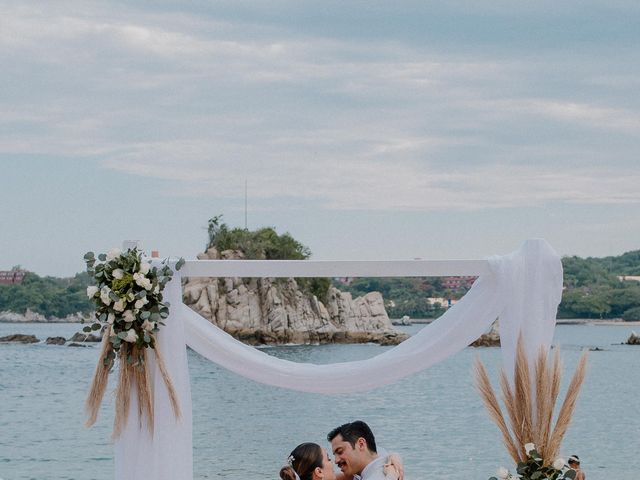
[327,420,377,453]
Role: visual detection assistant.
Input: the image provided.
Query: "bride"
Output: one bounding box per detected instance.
[280,442,402,480]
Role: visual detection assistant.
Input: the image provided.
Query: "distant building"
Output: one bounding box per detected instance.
[0,269,26,285]
[619,275,640,283]
[440,276,477,290]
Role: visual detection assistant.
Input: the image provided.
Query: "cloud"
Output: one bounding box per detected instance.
[3,2,639,214]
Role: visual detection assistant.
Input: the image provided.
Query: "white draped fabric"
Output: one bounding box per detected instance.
[113,239,562,480]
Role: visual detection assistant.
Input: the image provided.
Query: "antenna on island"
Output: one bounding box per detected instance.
[244,178,248,230]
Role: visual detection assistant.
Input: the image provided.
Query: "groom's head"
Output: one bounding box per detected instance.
[328,420,377,477]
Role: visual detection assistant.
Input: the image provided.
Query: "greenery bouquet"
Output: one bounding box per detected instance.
[83,247,184,437]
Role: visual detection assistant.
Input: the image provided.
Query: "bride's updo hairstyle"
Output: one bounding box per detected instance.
[279,442,324,480]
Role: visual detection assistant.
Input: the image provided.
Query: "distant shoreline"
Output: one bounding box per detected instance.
[396,318,640,326]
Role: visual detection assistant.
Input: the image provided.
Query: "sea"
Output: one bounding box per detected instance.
[1,322,638,480]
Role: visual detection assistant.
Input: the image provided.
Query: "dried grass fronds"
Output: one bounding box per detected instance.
[546,351,588,459]
[113,347,133,439]
[474,334,588,467]
[475,359,522,463]
[85,334,113,428]
[155,342,182,420]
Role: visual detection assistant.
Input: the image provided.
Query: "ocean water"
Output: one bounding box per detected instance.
[1,322,638,480]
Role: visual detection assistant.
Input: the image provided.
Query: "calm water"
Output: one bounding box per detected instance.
[1,322,638,480]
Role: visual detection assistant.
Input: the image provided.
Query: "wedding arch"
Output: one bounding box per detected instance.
[111,239,563,480]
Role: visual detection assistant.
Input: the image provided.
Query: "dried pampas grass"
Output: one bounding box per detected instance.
[85,335,181,439]
[474,335,588,466]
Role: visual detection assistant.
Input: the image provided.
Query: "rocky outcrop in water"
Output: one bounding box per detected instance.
[182,248,408,345]
[0,334,39,343]
[470,320,501,347]
[626,331,640,345]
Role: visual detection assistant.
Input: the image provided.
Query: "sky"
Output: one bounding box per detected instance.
[1,1,639,277]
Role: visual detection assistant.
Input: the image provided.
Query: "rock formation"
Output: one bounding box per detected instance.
[470,320,501,347]
[182,247,409,346]
[0,334,39,343]
[626,331,640,345]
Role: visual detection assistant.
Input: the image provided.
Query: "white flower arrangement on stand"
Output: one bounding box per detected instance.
[82,247,185,437]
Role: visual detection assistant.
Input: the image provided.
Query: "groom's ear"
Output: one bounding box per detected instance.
[356,437,367,451]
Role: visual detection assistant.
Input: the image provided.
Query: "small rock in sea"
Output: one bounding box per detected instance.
[68,332,101,343]
[46,336,66,345]
[589,346,603,351]
[470,332,500,347]
[0,334,39,343]
[68,342,88,347]
[626,331,640,345]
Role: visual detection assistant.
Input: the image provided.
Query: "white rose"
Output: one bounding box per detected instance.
[113,299,126,312]
[122,310,135,322]
[496,467,509,479]
[553,458,565,470]
[112,269,124,279]
[142,320,155,332]
[124,329,138,343]
[107,313,115,324]
[100,290,111,306]
[134,298,149,309]
[106,248,122,261]
[86,286,99,298]
[139,262,151,274]
[524,443,536,455]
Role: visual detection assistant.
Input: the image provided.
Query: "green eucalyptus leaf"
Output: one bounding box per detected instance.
[117,332,128,340]
[98,253,107,261]
[91,323,102,331]
[175,257,185,270]
[83,326,92,333]
[140,311,151,320]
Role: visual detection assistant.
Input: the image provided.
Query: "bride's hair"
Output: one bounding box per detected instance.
[279,442,324,480]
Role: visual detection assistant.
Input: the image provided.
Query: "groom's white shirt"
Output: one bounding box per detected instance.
[354,452,389,480]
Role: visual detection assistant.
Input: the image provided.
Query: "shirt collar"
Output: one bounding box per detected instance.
[358,455,386,480]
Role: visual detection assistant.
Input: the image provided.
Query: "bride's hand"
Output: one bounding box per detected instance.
[384,453,404,480]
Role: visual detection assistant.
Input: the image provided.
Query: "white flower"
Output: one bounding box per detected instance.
[107,313,115,324]
[124,329,138,343]
[112,269,124,279]
[134,298,149,309]
[142,320,155,332]
[100,287,112,305]
[524,443,536,455]
[153,285,159,294]
[139,262,151,274]
[113,299,126,312]
[133,272,152,290]
[86,286,99,298]
[106,248,122,261]
[496,467,509,479]
[553,458,566,470]
[122,310,135,322]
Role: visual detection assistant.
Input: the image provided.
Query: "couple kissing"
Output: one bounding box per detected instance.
[280,421,403,480]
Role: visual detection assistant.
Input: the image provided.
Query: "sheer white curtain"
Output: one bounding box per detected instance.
[114,239,562,480]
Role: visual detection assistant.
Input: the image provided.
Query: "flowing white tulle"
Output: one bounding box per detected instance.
[114,239,562,480]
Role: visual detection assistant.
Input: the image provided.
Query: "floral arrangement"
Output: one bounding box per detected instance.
[82,247,184,438]
[83,247,184,364]
[490,443,576,480]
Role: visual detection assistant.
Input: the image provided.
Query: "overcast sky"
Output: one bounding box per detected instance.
[1,1,639,277]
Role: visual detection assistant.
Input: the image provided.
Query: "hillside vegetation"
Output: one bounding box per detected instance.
[1,219,639,320]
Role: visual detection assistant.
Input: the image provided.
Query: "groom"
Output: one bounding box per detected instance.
[328,420,399,480]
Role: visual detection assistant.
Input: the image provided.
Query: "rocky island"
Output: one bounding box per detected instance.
[183,247,408,345]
